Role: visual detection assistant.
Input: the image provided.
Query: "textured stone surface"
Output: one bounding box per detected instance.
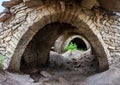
[100,0,120,12]
[86,67,120,85]
[0,1,119,72]
[1,0,120,12]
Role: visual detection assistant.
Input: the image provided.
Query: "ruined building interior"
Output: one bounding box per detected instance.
[0,0,120,85]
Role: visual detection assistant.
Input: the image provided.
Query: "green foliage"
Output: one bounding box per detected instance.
[64,42,77,51]
[0,54,3,68]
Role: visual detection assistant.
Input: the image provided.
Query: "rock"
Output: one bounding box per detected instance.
[0,13,11,22]
[61,49,96,73]
[2,0,22,8]
[81,0,99,9]
[49,51,69,68]
[23,0,30,2]
[59,77,68,84]
[25,0,43,7]
[39,77,49,82]
[100,0,120,12]
[62,50,82,62]
[62,49,94,65]
[40,71,52,78]
[86,67,120,85]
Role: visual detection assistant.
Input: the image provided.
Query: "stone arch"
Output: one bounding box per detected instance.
[5,6,109,72]
[65,35,90,50]
[54,33,91,53]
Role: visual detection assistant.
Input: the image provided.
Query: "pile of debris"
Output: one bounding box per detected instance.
[49,49,96,74]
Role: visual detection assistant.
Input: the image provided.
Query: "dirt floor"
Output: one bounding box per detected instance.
[0,67,94,85]
[1,51,120,85]
[1,67,120,85]
[0,50,96,85]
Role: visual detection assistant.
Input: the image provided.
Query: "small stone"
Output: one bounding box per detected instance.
[59,77,69,85]
[40,71,52,78]
[108,46,115,50]
[39,77,49,82]
[23,0,30,2]
[0,13,11,22]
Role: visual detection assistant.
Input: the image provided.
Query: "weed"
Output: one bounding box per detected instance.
[0,54,3,68]
[64,42,77,51]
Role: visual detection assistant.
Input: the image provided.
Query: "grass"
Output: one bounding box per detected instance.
[0,54,3,68]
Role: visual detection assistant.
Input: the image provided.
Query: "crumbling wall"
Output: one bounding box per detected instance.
[0,1,119,71]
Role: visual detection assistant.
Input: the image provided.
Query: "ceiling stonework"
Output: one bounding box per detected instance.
[99,0,120,12]
[1,0,120,12]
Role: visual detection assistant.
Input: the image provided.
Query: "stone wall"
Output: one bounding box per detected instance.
[100,16,120,66]
[0,1,119,72]
[86,14,120,66]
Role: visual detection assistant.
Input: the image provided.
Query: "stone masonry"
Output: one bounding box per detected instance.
[0,0,119,72]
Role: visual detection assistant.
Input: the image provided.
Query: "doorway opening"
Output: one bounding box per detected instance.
[19,22,100,83]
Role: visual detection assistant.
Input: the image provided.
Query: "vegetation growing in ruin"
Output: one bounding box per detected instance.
[0,54,3,68]
[64,42,77,51]
[64,42,86,51]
